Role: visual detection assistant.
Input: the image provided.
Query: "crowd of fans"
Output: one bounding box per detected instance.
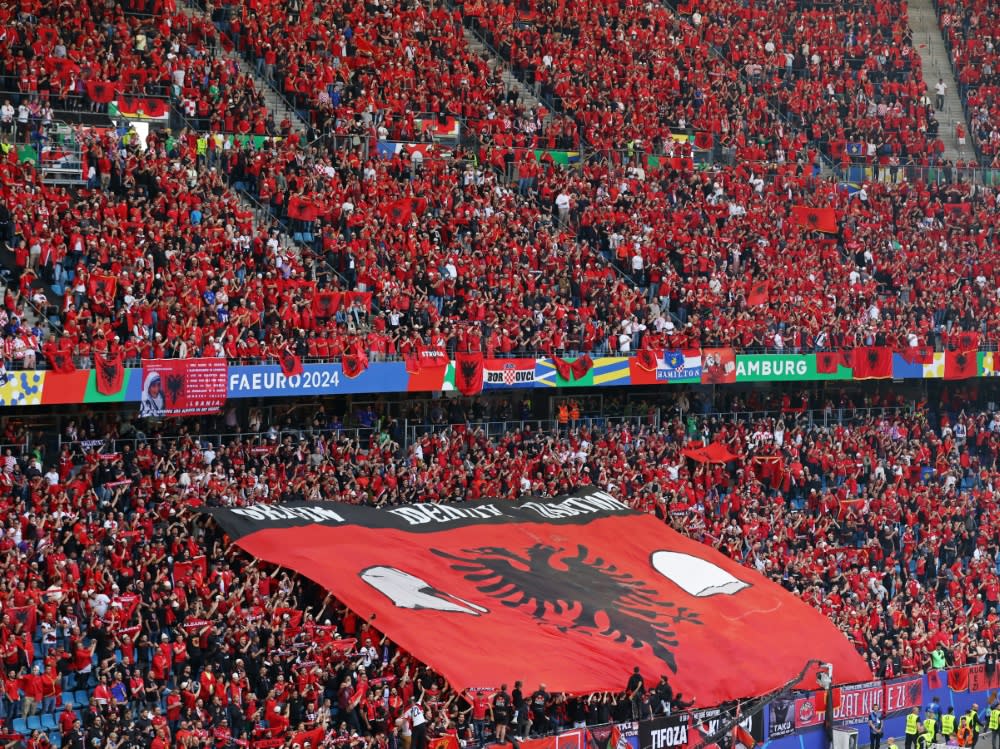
[938,0,1000,166]
[3,118,1000,371]
[0,387,995,748]
[1,3,1000,749]
[0,0,997,372]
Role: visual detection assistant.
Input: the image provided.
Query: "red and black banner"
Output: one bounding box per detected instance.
[202,488,871,699]
[881,674,922,716]
[140,358,228,418]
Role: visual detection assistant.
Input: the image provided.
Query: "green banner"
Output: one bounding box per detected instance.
[735,354,852,382]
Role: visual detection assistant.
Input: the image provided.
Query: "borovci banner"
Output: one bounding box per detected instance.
[203,487,871,700]
[640,714,690,749]
[483,357,537,388]
[139,358,228,417]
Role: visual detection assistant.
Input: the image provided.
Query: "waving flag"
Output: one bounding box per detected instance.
[944,350,977,380]
[455,351,484,396]
[851,347,892,379]
[203,488,872,700]
[95,353,125,395]
[746,280,769,306]
[791,206,837,234]
[382,197,427,225]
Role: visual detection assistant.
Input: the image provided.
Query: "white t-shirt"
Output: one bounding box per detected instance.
[408,704,426,727]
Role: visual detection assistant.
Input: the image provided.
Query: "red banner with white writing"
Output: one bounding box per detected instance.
[203,487,871,700]
[139,358,228,418]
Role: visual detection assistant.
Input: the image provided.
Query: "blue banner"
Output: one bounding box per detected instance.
[226,362,409,398]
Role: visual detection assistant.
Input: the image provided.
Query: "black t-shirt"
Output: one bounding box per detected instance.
[493,692,511,714]
[627,673,644,696]
[512,689,525,711]
[530,690,548,714]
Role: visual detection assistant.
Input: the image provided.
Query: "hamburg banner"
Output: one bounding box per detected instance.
[203,488,871,699]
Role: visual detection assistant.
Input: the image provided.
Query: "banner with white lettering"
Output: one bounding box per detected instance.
[639,714,690,749]
[202,488,871,698]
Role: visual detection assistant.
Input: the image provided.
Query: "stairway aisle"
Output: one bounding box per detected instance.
[177,0,309,136]
[907,0,971,162]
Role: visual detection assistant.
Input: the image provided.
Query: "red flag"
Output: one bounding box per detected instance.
[746,280,769,307]
[954,331,980,352]
[852,347,892,379]
[944,350,977,380]
[418,345,449,371]
[693,131,713,150]
[288,195,319,222]
[455,351,484,396]
[95,353,125,395]
[901,346,934,365]
[550,352,573,380]
[791,205,837,233]
[635,350,659,372]
[85,80,115,104]
[278,349,303,378]
[816,351,840,374]
[341,346,369,379]
[947,666,970,692]
[47,348,76,374]
[382,197,427,225]
[354,37,376,55]
[88,273,117,300]
[311,291,342,318]
[733,724,756,749]
[204,488,873,699]
[570,354,594,380]
[927,670,944,690]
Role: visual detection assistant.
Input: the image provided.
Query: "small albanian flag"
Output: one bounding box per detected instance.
[947,666,970,692]
[944,350,977,380]
[570,354,594,381]
[95,353,124,395]
[852,347,892,380]
[341,346,369,379]
[85,80,115,104]
[635,349,659,372]
[312,290,342,318]
[746,280,769,306]
[954,331,980,352]
[279,349,303,378]
[549,351,573,380]
[816,351,840,374]
[791,205,838,233]
[382,197,427,225]
[88,273,118,299]
[455,351,484,396]
[48,349,76,374]
[901,345,934,365]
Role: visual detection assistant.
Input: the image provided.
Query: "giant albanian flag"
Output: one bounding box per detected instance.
[205,488,872,701]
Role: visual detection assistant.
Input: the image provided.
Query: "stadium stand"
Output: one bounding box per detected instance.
[0,0,999,744]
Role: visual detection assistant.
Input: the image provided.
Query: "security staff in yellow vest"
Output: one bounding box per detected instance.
[941,707,956,739]
[905,706,922,749]
[967,704,982,747]
[918,726,935,749]
[923,711,937,742]
[990,703,1000,749]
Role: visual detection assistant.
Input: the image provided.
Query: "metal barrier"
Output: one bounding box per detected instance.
[59,425,378,453]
